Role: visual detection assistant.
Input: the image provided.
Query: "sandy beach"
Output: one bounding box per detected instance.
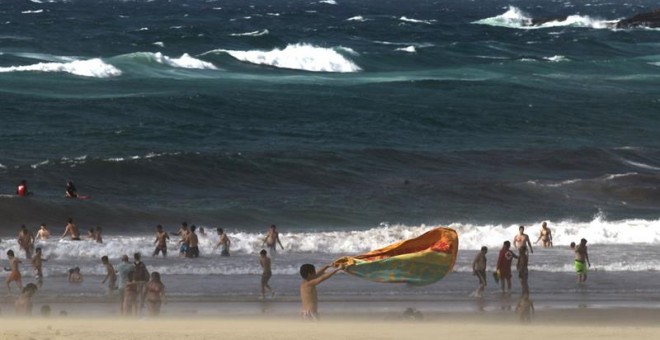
[2,308,660,340]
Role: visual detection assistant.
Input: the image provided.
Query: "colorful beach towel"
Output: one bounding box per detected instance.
[333,227,459,286]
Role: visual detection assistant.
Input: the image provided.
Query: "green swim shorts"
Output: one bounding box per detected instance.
[574,260,587,273]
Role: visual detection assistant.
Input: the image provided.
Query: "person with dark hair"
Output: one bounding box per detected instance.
[471,246,488,298]
[146,272,165,316]
[123,271,138,316]
[31,247,46,288]
[17,225,35,258]
[513,225,533,254]
[496,241,518,295]
[259,249,274,299]
[299,263,340,320]
[517,246,530,295]
[186,225,200,258]
[575,238,591,283]
[263,224,284,256]
[153,225,169,257]
[101,256,117,293]
[116,255,134,314]
[61,218,80,241]
[5,249,23,292]
[133,252,150,312]
[65,180,78,198]
[214,228,231,256]
[15,283,38,315]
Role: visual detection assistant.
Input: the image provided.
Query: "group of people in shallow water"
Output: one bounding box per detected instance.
[471,223,591,321]
[3,219,287,316]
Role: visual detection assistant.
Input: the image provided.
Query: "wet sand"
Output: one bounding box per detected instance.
[2,305,660,340]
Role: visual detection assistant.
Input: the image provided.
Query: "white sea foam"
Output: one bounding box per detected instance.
[153,41,164,47]
[4,216,660,276]
[473,6,616,29]
[399,16,435,25]
[204,43,361,73]
[544,55,569,62]
[229,29,269,37]
[395,45,417,53]
[319,0,337,5]
[0,58,122,78]
[22,9,44,14]
[624,160,660,171]
[347,16,367,22]
[138,52,217,70]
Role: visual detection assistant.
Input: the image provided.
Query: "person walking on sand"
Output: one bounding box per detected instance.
[299,263,341,320]
[575,238,591,284]
[517,246,530,295]
[496,241,518,295]
[471,246,488,298]
[153,225,170,257]
[513,225,533,253]
[259,249,274,299]
[5,249,23,293]
[61,217,81,240]
[535,222,553,248]
[263,224,284,255]
[214,228,231,256]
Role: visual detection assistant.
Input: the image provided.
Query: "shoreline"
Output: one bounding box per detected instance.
[2,309,660,340]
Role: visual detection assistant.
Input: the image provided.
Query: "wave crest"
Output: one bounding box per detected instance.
[0,58,122,78]
[205,43,361,73]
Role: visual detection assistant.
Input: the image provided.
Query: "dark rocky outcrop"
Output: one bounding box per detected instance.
[530,15,568,26]
[616,9,660,28]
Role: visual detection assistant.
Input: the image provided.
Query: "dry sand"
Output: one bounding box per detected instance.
[2,309,660,340]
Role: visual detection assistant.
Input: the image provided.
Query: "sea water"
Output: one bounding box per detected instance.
[2,0,660,311]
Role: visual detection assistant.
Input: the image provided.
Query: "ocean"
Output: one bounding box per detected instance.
[2,0,660,311]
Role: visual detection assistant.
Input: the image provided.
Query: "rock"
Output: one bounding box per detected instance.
[616,9,660,28]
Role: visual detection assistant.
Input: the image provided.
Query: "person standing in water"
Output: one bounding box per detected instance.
[16,180,30,197]
[517,246,530,295]
[262,225,284,256]
[259,249,274,299]
[513,225,534,254]
[471,246,488,298]
[575,238,591,283]
[5,249,23,293]
[214,228,231,256]
[61,218,81,240]
[535,222,553,248]
[17,225,35,259]
[496,241,518,295]
[153,225,170,257]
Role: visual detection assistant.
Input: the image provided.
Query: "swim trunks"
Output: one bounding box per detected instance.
[153,245,167,256]
[575,260,587,273]
[261,271,272,285]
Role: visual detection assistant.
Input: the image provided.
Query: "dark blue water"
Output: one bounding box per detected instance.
[2,0,660,233]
